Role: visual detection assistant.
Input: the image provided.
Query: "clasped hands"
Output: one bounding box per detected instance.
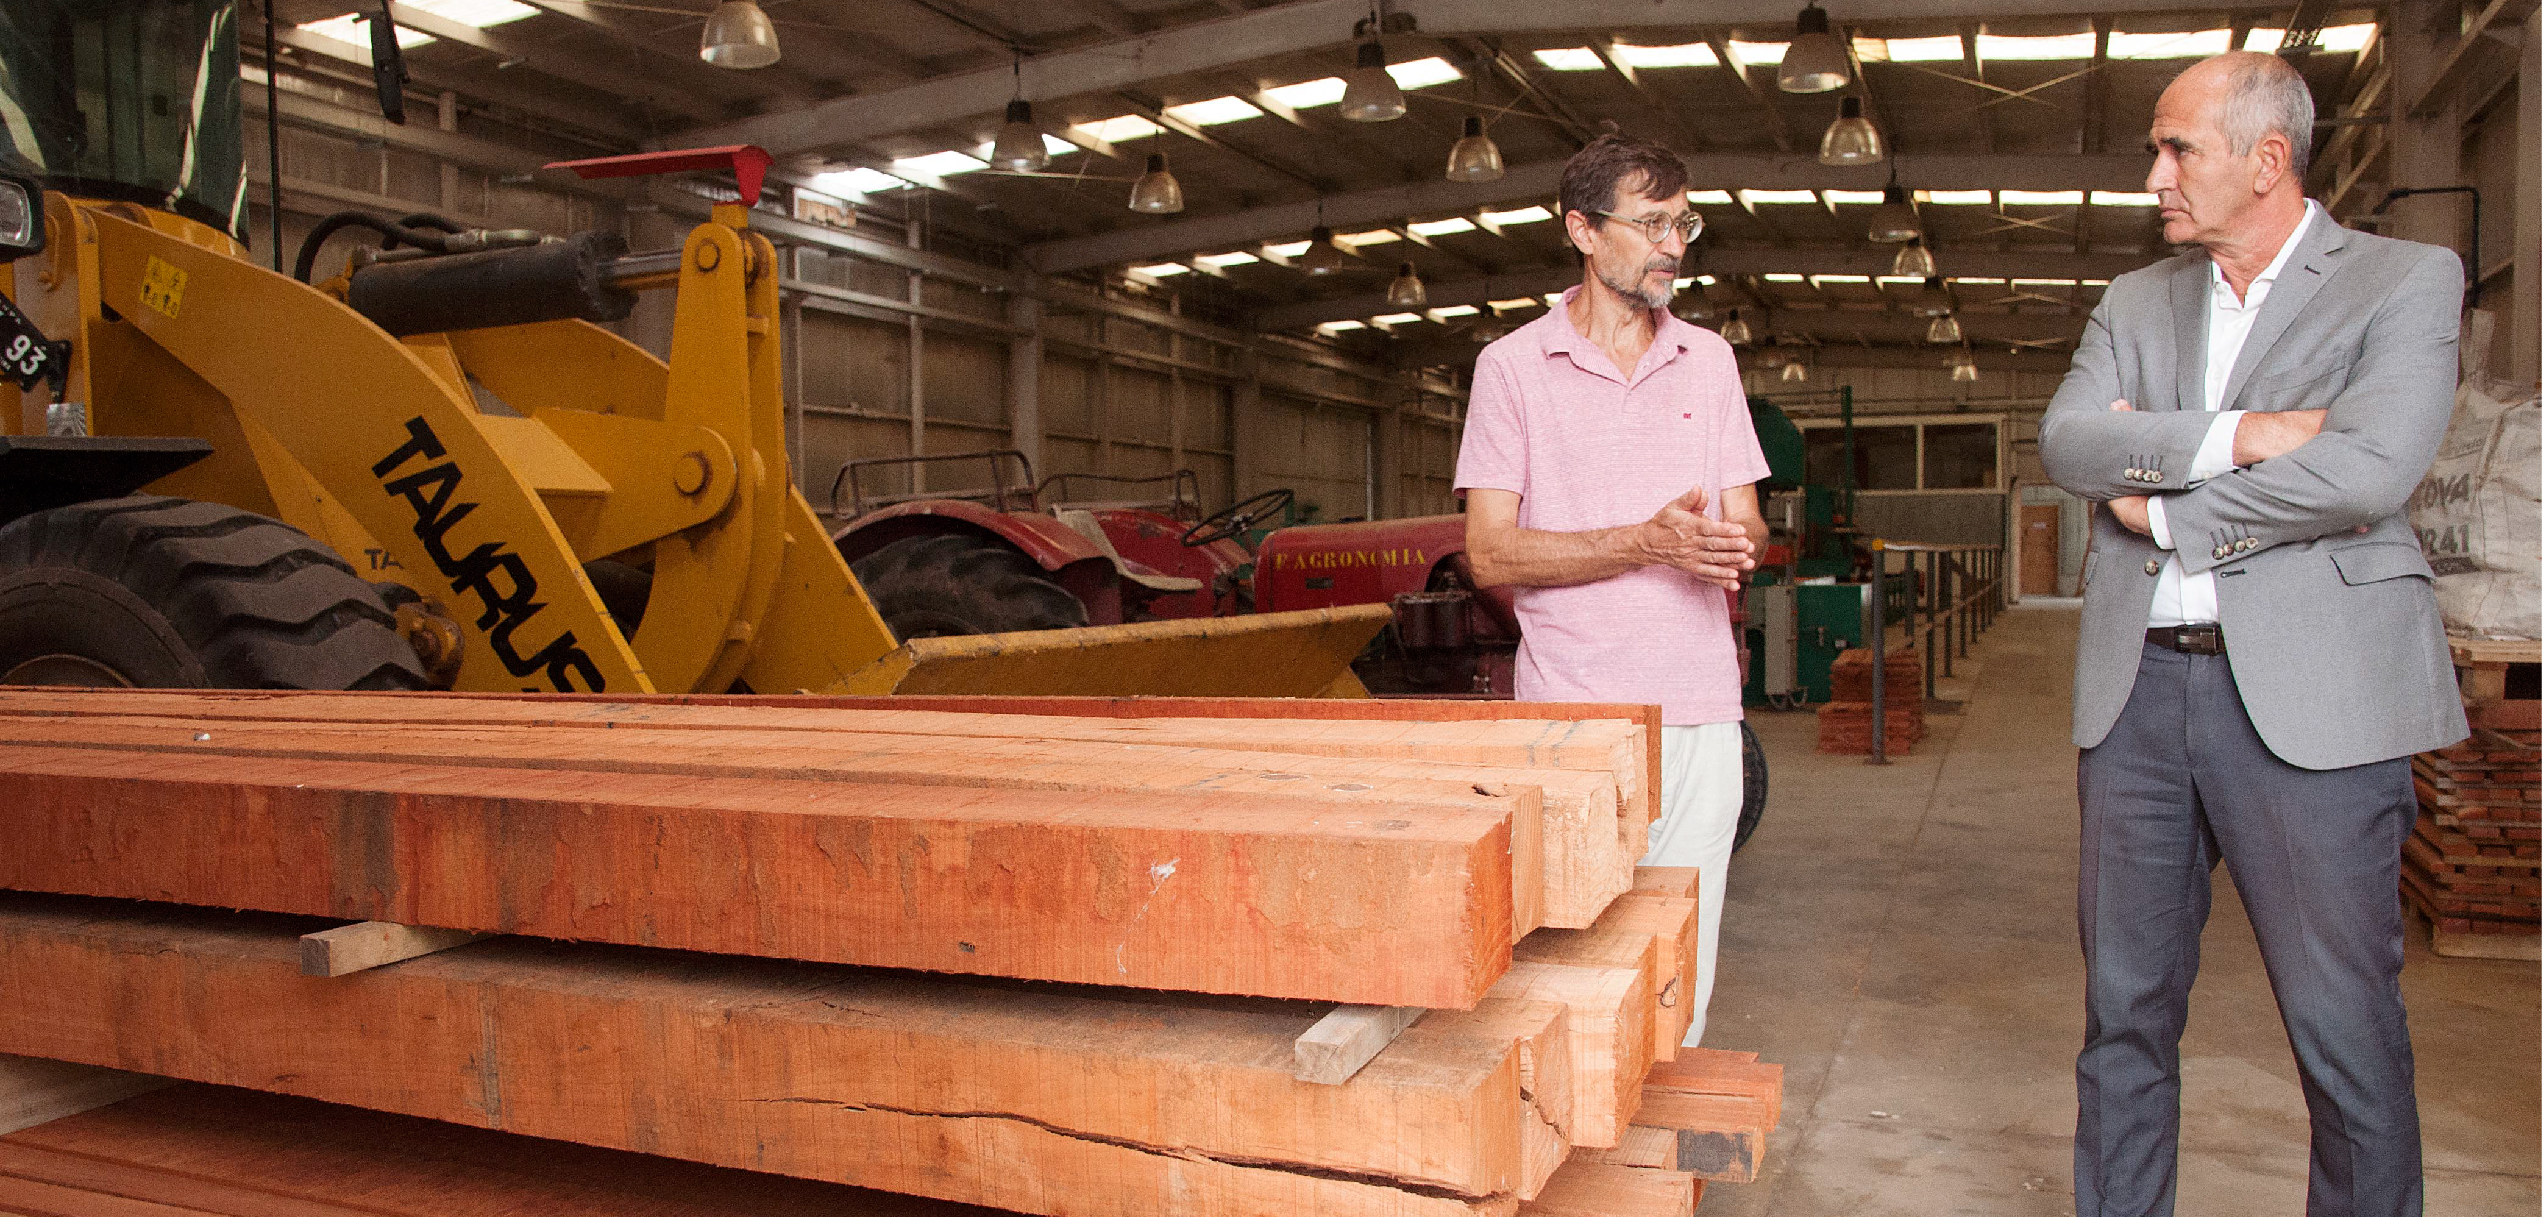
[2101,399,2327,537]
[1637,486,1755,590]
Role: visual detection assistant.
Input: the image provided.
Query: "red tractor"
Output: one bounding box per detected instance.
[825,451,1291,640]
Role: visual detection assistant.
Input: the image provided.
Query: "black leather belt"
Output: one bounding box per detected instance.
[2147,624,2225,655]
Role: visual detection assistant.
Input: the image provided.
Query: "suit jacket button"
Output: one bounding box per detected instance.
[2145,559,2162,576]
[2212,546,2228,560]
[2148,472,2164,484]
[2239,538,2256,552]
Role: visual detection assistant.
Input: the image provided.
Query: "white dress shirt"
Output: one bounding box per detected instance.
[2144,200,2319,627]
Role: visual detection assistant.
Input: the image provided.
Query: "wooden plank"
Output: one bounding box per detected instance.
[1295,1006,1425,1084]
[1629,1090,1770,1184]
[1631,867,1698,899]
[1576,1125,1676,1170]
[0,893,1529,1213]
[0,1086,1022,1217]
[299,922,487,978]
[0,1057,167,1138]
[1647,1049,1785,1129]
[0,691,1652,828]
[0,745,1512,1009]
[1516,1160,1696,1217]
[1488,962,1652,1150]
[1515,896,1697,1062]
[0,714,1604,935]
[0,1171,232,1217]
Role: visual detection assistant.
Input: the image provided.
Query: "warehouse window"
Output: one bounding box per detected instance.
[1800,420,2000,491]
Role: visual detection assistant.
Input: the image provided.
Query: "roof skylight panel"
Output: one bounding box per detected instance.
[1686,189,1735,205]
[1264,77,1347,108]
[1386,58,1463,89]
[1195,251,1260,268]
[1973,32,2096,60]
[1999,189,2083,206]
[300,13,432,48]
[891,150,988,178]
[1408,217,1476,236]
[1532,48,1605,71]
[1163,96,1263,126]
[2109,29,2233,59]
[1854,34,1962,62]
[406,0,536,25]
[1614,42,1717,67]
[1132,263,1191,277]
[1916,189,1993,206]
[1739,189,1819,205]
[809,167,910,196]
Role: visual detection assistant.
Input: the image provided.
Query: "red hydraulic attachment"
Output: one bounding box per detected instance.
[545,145,774,206]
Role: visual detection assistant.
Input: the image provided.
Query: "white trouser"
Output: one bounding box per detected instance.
[1639,721,1742,1048]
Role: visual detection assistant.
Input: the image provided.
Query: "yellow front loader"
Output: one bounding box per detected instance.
[0,2,1381,699]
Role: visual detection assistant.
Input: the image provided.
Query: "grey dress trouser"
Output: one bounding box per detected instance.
[2074,640,2422,1217]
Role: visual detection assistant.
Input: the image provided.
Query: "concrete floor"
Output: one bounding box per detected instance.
[1699,602,2540,1216]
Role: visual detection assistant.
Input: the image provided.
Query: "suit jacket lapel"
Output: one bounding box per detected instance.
[2218,215,2349,411]
[2170,254,2207,413]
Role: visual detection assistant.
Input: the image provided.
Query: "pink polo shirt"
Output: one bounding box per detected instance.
[1454,288,1768,726]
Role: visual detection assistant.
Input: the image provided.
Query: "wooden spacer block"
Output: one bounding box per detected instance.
[299,922,487,978]
[1294,1005,1425,1084]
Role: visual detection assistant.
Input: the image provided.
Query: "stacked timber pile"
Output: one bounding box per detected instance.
[1816,647,1925,755]
[2402,638,2541,959]
[0,688,1779,1217]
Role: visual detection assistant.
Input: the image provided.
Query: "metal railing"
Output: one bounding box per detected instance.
[1863,541,2006,766]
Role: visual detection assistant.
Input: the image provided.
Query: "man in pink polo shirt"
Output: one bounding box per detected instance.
[1456,134,1769,1048]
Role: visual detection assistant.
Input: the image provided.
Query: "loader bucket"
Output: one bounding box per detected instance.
[837,605,1393,697]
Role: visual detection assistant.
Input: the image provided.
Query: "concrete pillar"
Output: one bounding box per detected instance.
[1230,347,1261,498]
[2385,0,2466,250]
[904,222,925,489]
[2515,21,2541,386]
[1006,282,1044,479]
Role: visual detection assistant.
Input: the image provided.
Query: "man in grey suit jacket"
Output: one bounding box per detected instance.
[2039,52,2466,1217]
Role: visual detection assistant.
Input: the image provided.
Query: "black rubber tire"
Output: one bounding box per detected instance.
[849,533,1088,641]
[0,496,427,690]
[1733,718,1768,853]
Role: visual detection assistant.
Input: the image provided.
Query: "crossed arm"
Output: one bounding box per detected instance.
[1464,484,1766,591]
[2037,249,2460,571]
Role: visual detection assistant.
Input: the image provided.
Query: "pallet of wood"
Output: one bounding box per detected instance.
[1816,649,1925,755]
[0,688,1776,1217]
[2402,638,2540,960]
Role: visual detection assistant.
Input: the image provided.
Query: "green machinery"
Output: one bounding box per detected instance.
[1742,393,1872,708]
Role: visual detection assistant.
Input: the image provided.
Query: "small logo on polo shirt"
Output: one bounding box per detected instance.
[1682,412,1692,419]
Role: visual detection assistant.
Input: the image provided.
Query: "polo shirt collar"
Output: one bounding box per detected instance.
[1537,284,1698,384]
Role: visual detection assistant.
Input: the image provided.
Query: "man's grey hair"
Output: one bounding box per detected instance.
[2213,52,2314,178]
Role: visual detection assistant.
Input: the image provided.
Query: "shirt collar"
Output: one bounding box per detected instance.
[1536,284,1697,375]
[2210,198,2319,297]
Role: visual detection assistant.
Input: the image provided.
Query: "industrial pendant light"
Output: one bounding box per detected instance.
[1950,351,1980,382]
[1926,312,1962,344]
[1778,4,1850,93]
[1386,262,1428,308]
[1341,40,1408,121]
[1128,153,1183,213]
[1780,358,1809,383]
[1867,180,1919,243]
[700,0,781,69]
[1912,275,1953,317]
[1891,235,1935,277]
[1817,96,1883,165]
[989,57,1048,172]
[1676,280,1716,321]
[1445,116,1504,182]
[1719,308,1753,345]
[1300,226,1354,274]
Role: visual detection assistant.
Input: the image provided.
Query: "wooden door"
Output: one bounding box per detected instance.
[2020,504,2062,596]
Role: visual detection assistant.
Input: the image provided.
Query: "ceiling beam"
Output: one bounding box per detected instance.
[268,28,643,143]
[515,0,823,106]
[383,2,720,122]
[664,0,2242,157]
[1027,153,2155,273]
[1255,249,2150,330]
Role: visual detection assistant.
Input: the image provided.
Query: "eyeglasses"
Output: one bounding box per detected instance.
[1590,209,1704,245]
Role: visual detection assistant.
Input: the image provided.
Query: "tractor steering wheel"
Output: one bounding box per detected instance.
[1182,488,1295,548]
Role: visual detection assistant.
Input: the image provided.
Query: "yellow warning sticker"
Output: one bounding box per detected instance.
[139,256,187,320]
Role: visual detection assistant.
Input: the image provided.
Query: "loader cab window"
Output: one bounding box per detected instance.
[0,0,245,237]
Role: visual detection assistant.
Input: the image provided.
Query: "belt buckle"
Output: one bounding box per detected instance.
[2175,624,2223,655]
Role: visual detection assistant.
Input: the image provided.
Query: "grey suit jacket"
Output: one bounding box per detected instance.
[2039,212,2469,770]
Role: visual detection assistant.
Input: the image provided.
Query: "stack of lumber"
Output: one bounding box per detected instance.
[0,689,1774,1217]
[1815,648,1925,755]
[2402,638,2541,960]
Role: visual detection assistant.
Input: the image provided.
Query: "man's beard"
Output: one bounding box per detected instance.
[1595,255,1679,309]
